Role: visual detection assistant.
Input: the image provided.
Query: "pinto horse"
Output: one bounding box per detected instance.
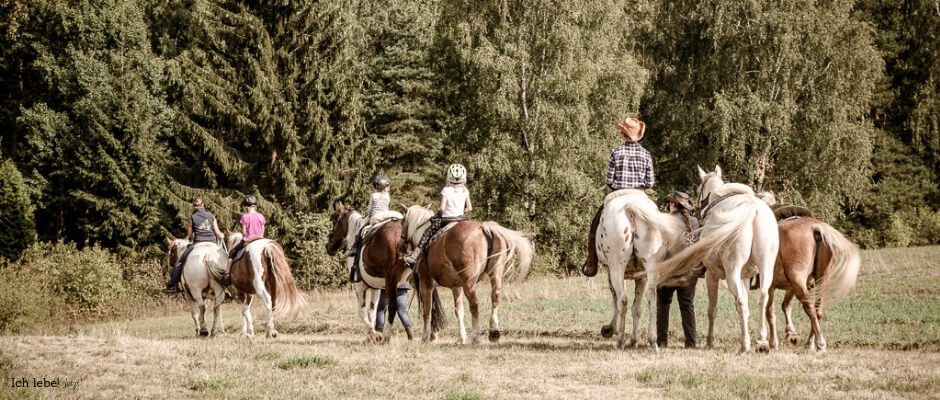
[225,232,307,338]
[400,205,533,344]
[757,192,861,352]
[595,189,694,351]
[655,166,779,353]
[326,201,411,343]
[166,238,228,337]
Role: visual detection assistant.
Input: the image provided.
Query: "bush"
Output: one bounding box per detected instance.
[0,159,37,261]
[283,212,347,289]
[55,246,124,313]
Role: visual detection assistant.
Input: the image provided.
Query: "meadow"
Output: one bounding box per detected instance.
[1,246,938,399]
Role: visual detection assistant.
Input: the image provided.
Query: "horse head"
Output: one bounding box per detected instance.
[326,201,359,255]
[696,165,726,213]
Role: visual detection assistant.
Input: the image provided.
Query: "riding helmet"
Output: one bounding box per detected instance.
[242,194,258,207]
[446,163,467,184]
[373,175,391,190]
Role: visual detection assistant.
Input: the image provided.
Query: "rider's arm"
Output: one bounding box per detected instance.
[185,222,193,241]
[464,194,472,213]
[439,195,447,213]
[212,219,224,238]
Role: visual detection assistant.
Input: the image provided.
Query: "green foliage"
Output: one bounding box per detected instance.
[275,354,338,370]
[284,212,346,290]
[433,0,649,269]
[55,246,124,313]
[0,158,36,260]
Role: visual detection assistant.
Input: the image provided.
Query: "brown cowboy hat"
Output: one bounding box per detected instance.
[666,191,694,211]
[617,117,646,142]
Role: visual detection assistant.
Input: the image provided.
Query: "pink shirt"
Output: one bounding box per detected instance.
[240,212,266,240]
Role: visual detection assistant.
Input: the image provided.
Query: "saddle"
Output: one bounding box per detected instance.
[773,205,813,221]
[603,189,647,206]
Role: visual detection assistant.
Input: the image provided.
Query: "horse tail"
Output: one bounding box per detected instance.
[809,223,860,306]
[653,202,756,285]
[481,222,534,283]
[264,242,308,318]
[413,273,447,333]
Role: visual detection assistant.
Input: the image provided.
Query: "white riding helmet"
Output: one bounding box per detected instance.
[446,163,467,184]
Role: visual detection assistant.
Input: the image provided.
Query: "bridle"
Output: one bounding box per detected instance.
[696,173,717,219]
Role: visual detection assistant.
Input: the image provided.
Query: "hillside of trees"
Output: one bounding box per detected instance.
[1,0,937,280]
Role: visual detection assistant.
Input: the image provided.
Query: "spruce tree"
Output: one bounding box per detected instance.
[0,158,36,260]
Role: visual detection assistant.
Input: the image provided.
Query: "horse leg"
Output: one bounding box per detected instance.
[488,275,502,343]
[644,275,659,353]
[368,288,382,343]
[724,266,751,354]
[210,286,225,337]
[187,292,203,337]
[628,278,644,348]
[419,280,434,343]
[705,271,720,349]
[251,277,277,338]
[793,285,825,352]
[782,290,799,346]
[755,265,776,354]
[466,286,482,345]
[241,294,255,337]
[766,288,778,349]
[353,283,376,343]
[605,265,627,348]
[452,288,467,344]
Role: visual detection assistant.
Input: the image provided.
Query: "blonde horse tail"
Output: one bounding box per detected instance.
[481,222,534,283]
[809,223,860,306]
[264,243,308,319]
[653,203,756,285]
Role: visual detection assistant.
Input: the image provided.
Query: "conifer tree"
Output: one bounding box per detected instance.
[0,158,36,260]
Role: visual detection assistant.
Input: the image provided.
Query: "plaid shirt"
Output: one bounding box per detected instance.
[605,142,654,190]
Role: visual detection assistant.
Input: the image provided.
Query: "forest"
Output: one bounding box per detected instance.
[1,0,938,283]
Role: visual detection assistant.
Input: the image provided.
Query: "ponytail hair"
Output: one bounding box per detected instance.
[679,208,693,232]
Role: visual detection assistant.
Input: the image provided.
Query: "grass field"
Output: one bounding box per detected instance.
[1,246,938,399]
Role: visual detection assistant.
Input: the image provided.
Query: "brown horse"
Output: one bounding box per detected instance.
[400,205,533,344]
[226,232,308,338]
[758,193,861,352]
[326,201,412,343]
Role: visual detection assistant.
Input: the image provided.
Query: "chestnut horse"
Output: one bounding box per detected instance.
[226,232,307,338]
[758,192,861,352]
[326,202,411,343]
[400,205,533,344]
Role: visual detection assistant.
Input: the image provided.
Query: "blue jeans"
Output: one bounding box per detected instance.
[375,288,412,330]
[166,245,193,288]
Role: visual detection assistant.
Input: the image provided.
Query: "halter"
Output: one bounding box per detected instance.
[696,173,717,219]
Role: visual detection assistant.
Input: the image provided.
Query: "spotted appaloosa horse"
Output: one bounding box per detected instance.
[656,166,779,354]
[226,232,307,338]
[326,201,411,343]
[400,205,533,344]
[595,189,694,351]
[757,192,861,352]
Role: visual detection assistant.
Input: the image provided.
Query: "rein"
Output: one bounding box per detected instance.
[697,192,739,221]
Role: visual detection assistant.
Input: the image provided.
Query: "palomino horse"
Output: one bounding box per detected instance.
[400,205,533,344]
[655,166,779,353]
[757,192,860,352]
[326,201,411,343]
[167,238,228,337]
[226,232,307,338]
[596,189,693,351]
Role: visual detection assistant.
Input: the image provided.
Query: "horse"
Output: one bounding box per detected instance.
[225,232,307,338]
[166,237,228,337]
[400,205,533,344]
[595,189,694,351]
[326,201,411,343]
[654,166,779,354]
[757,192,861,352]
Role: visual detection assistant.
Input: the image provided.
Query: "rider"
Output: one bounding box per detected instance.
[656,191,700,348]
[402,163,472,267]
[581,117,654,276]
[165,197,224,294]
[221,195,266,285]
[349,175,392,282]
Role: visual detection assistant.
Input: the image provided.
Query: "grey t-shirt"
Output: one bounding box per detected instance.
[190,208,217,243]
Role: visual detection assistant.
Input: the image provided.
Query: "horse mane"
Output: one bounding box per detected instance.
[712,183,754,198]
[404,206,434,243]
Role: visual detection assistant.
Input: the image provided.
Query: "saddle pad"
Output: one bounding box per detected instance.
[234,248,247,261]
[428,219,462,245]
[369,210,404,225]
[603,189,647,206]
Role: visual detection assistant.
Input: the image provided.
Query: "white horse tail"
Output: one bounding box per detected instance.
[653,203,756,285]
[809,223,860,305]
[481,222,534,282]
[264,242,308,318]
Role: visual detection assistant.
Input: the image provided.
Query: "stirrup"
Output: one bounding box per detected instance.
[221,273,232,286]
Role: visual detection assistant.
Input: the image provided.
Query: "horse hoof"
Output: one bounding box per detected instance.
[601,325,614,338]
[755,343,771,354]
[787,335,800,346]
[199,330,209,337]
[488,330,501,343]
[372,332,384,343]
[267,330,278,339]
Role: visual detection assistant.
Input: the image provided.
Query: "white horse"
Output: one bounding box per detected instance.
[596,189,692,351]
[656,166,780,353]
[226,232,308,338]
[169,238,228,337]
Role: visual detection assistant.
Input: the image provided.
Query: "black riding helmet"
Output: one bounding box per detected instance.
[373,175,391,190]
[242,195,258,207]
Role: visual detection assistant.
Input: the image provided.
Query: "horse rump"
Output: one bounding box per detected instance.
[808,223,860,305]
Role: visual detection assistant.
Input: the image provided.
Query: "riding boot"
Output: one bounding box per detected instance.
[405,325,415,341]
[221,258,233,286]
[402,248,422,267]
[349,264,361,282]
[581,205,603,277]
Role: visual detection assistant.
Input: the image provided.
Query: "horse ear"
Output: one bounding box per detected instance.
[334,201,344,213]
[424,203,432,209]
[400,203,409,212]
[165,236,174,246]
[714,165,722,177]
[697,165,707,180]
